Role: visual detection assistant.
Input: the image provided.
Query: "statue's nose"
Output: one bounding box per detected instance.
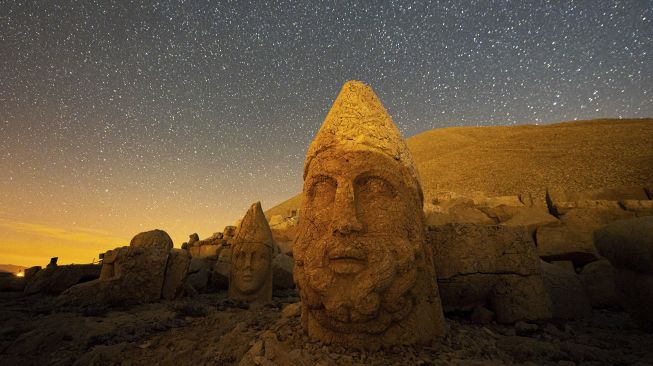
[332,181,363,235]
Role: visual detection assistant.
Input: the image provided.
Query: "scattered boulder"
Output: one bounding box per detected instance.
[188,233,200,246]
[578,259,621,308]
[161,249,191,300]
[540,260,591,320]
[47,257,58,268]
[129,229,173,252]
[429,223,551,323]
[58,230,172,306]
[24,264,101,295]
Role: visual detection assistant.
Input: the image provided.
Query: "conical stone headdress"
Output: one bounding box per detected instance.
[233,201,274,249]
[304,80,423,202]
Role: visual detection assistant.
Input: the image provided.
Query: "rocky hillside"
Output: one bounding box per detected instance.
[267,118,653,216]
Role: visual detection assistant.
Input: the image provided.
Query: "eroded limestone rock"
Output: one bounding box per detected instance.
[294,80,445,349]
[130,229,173,252]
[229,202,274,303]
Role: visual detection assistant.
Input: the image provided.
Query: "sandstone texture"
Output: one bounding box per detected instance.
[429,223,551,323]
[294,80,445,349]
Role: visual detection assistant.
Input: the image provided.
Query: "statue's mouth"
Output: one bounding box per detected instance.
[241,271,253,282]
[327,247,367,274]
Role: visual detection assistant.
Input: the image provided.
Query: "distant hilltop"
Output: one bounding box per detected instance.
[0,264,26,274]
[266,118,653,217]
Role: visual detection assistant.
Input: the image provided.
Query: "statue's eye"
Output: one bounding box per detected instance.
[356,176,395,197]
[307,176,336,204]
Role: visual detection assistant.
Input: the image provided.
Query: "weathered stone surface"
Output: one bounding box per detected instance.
[269,216,299,244]
[540,261,592,320]
[472,193,524,208]
[198,244,221,259]
[186,257,212,293]
[130,229,173,252]
[536,203,635,267]
[431,224,541,278]
[24,264,100,295]
[58,243,169,306]
[491,275,551,324]
[188,233,199,246]
[547,186,648,216]
[594,216,653,274]
[535,225,600,266]
[579,259,621,308]
[294,80,445,349]
[161,249,191,300]
[429,224,551,323]
[619,199,653,214]
[229,202,274,303]
[613,269,653,332]
[481,205,560,236]
[271,253,294,290]
[426,205,495,226]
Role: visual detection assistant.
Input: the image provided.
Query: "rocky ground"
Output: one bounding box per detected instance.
[1,291,651,366]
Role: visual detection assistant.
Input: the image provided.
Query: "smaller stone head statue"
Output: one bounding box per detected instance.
[229,202,274,303]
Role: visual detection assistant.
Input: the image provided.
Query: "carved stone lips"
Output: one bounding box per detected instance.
[327,246,367,274]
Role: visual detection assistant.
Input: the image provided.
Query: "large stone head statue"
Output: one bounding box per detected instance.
[294,80,445,349]
[229,202,274,303]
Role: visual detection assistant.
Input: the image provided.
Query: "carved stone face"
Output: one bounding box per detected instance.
[294,148,425,335]
[231,242,272,295]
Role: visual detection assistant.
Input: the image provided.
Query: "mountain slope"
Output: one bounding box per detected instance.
[266,118,653,215]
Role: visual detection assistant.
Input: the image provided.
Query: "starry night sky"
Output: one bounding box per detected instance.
[1,1,652,266]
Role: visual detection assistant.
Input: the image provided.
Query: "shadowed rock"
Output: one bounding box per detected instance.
[595,217,653,331]
[294,80,445,349]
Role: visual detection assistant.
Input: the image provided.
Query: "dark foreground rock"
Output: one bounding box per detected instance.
[0,292,652,365]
